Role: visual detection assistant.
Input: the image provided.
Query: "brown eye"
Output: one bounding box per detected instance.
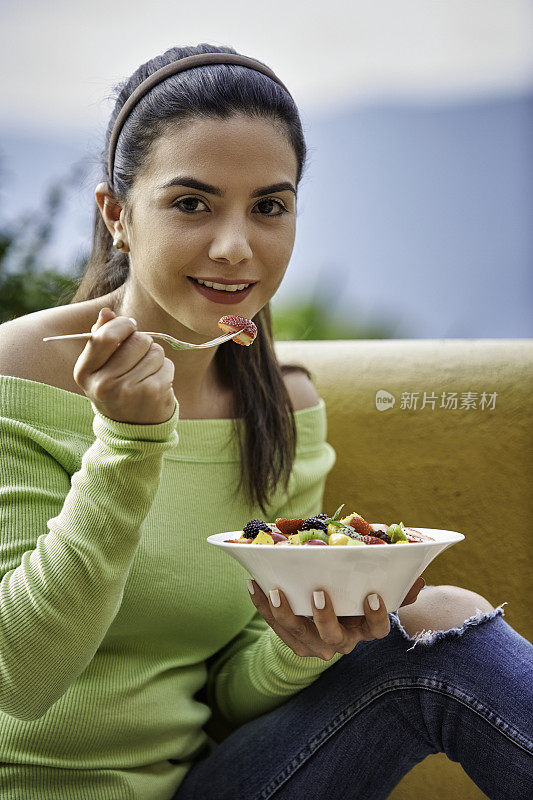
[255,199,287,216]
[172,197,208,213]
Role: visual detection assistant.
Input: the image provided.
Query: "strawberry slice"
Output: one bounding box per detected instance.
[275,518,305,535]
[218,315,258,346]
[359,535,387,545]
[344,513,374,536]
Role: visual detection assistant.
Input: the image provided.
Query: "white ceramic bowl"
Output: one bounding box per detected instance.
[207,528,465,616]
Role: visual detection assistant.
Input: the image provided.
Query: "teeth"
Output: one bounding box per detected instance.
[195,278,250,292]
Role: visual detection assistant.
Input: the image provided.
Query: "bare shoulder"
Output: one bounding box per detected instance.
[0,301,101,392]
[282,367,321,412]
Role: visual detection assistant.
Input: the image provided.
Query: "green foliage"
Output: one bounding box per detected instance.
[0,264,79,324]
[0,158,84,324]
[270,261,403,340]
[271,293,398,340]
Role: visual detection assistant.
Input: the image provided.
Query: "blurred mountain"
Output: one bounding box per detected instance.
[1,92,532,337]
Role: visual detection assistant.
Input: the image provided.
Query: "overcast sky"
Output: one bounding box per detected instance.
[1,0,533,136]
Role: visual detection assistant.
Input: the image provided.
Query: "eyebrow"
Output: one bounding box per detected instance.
[156,175,296,198]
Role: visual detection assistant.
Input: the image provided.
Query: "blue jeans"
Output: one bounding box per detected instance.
[173,601,533,800]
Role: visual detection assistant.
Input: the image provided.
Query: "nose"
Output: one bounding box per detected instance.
[208,218,253,264]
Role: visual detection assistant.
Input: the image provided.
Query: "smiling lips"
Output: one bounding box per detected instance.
[190,277,257,286]
[188,276,256,304]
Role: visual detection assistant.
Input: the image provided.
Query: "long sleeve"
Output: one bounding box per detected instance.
[204,433,343,732]
[0,399,179,721]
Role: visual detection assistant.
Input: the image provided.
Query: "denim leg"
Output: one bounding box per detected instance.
[173,607,533,800]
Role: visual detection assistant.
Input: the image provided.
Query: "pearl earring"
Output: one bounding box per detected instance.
[113,227,125,250]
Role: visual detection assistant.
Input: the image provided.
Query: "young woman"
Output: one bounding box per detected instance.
[0,44,531,800]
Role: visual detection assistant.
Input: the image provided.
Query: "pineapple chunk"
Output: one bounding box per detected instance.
[252,530,275,545]
[328,532,352,546]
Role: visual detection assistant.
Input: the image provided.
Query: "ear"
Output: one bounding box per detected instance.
[95,182,125,237]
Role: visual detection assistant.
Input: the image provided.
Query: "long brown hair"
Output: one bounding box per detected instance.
[70,43,313,517]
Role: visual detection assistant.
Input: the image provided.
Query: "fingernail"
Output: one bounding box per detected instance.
[368,593,380,611]
[269,589,281,608]
[246,579,254,595]
[313,590,325,610]
[129,317,137,326]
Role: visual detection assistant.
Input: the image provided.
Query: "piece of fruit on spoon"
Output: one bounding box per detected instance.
[218,315,257,346]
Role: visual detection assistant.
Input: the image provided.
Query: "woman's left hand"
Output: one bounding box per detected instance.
[246,577,425,661]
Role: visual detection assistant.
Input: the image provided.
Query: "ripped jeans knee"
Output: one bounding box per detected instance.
[389,585,508,651]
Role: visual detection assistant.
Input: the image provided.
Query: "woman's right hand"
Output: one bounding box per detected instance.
[73,307,176,425]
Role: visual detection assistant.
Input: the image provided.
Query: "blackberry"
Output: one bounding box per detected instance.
[372,531,391,544]
[301,516,328,534]
[243,519,272,540]
[315,514,329,521]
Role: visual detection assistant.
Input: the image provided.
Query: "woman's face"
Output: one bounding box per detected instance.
[121,113,299,336]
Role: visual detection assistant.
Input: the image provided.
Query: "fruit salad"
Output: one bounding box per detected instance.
[218,315,257,346]
[224,504,435,545]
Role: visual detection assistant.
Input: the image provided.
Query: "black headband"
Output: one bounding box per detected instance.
[107,52,294,184]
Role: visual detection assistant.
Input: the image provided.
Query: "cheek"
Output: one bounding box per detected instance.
[261,222,295,260]
[151,229,200,259]
[132,211,199,254]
